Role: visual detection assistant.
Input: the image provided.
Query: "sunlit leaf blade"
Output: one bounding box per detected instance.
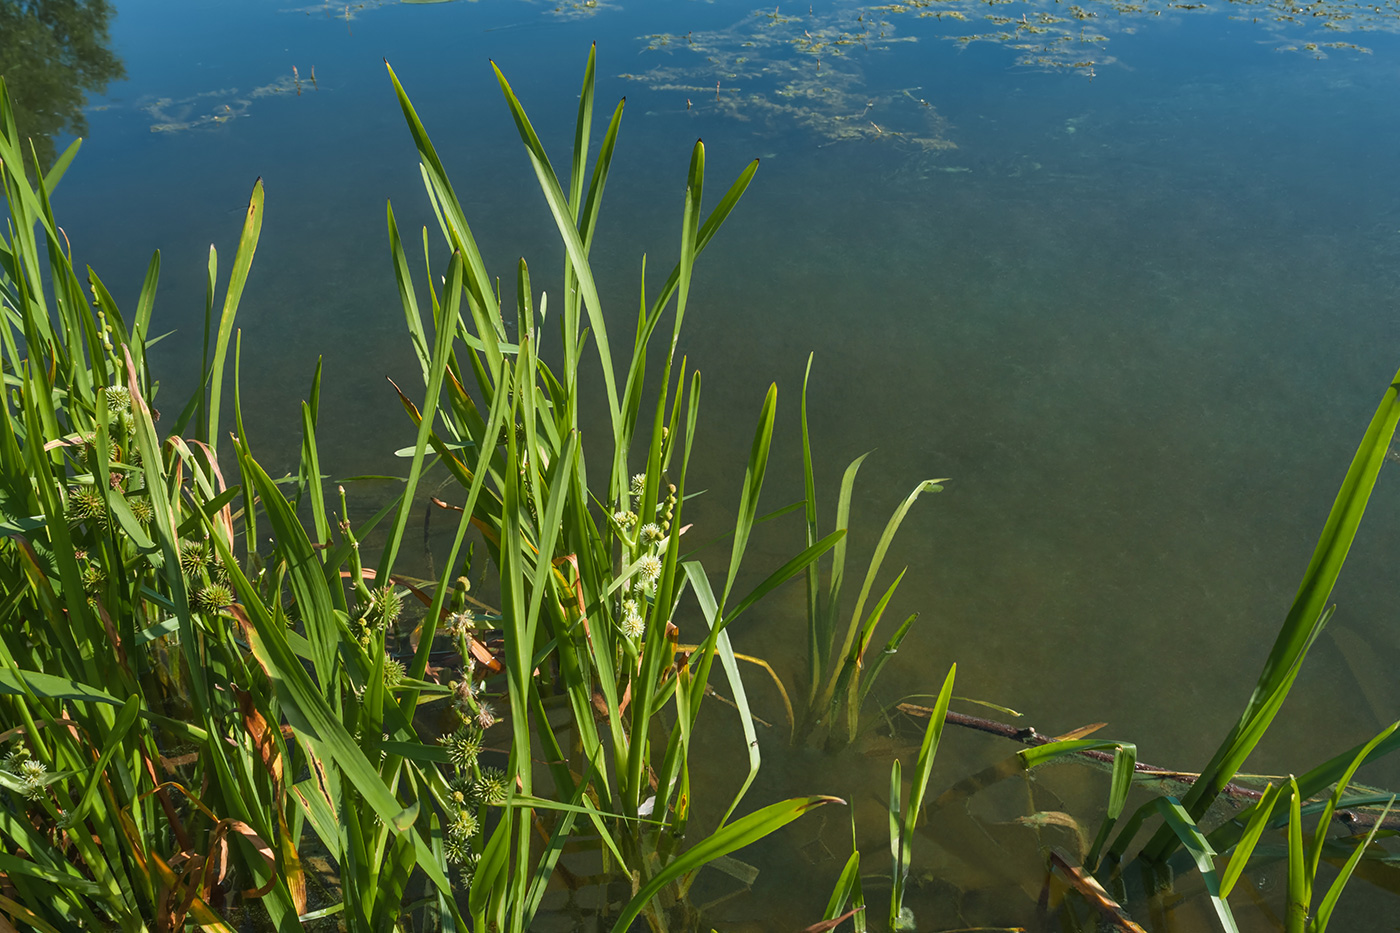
[607,797,843,933]
[1154,797,1241,933]
[1313,795,1396,933]
[1145,363,1400,861]
[1220,782,1281,899]
[207,179,264,446]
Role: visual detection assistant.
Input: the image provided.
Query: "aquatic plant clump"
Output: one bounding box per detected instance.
[5,43,1396,933]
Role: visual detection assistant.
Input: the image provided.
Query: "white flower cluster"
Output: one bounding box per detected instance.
[613,473,680,643]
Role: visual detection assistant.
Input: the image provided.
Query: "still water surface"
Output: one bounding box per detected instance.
[15,0,1400,926]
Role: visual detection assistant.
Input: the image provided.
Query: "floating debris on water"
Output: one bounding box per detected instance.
[619,0,1395,145]
[622,8,956,149]
[142,75,303,133]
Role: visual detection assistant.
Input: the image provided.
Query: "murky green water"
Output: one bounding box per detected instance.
[11,0,1400,927]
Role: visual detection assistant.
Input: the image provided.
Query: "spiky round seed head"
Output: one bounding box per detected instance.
[446,843,479,879]
[103,386,131,412]
[210,557,232,584]
[444,834,472,866]
[472,767,510,806]
[440,725,484,771]
[127,497,154,524]
[178,541,208,577]
[81,564,105,593]
[196,583,235,612]
[362,585,404,628]
[67,486,105,523]
[382,657,405,688]
[448,808,479,841]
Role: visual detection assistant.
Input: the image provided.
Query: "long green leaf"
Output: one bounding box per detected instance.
[207,179,264,447]
[1313,795,1395,933]
[893,664,955,929]
[1147,362,1400,862]
[1155,796,1241,933]
[608,796,842,933]
[492,61,620,429]
[1220,782,1281,898]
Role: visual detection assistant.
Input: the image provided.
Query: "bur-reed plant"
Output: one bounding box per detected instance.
[794,356,945,750]
[989,360,1400,932]
[0,68,501,930]
[0,44,850,931]
[0,79,317,930]
[382,47,846,931]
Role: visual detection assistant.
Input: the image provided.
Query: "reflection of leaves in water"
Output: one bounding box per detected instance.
[622,9,956,150]
[0,0,126,169]
[142,76,304,134]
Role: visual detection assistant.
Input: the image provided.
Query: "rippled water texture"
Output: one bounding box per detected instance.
[15,0,1400,927]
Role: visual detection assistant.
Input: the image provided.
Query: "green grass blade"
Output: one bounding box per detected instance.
[376,251,463,582]
[62,695,141,829]
[683,561,764,822]
[823,478,943,710]
[720,383,777,610]
[387,201,431,384]
[800,354,821,700]
[1287,779,1307,933]
[1308,721,1398,883]
[386,63,506,363]
[1155,362,1400,857]
[644,158,759,325]
[892,665,954,928]
[719,529,845,633]
[824,847,861,922]
[1220,782,1281,898]
[42,138,81,192]
[1154,796,1241,933]
[858,612,918,710]
[888,759,903,930]
[1312,795,1395,933]
[568,43,595,218]
[608,796,843,933]
[131,249,160,351]
[207,179,264,447]
[207,522,456,899]
[491,61,620,428]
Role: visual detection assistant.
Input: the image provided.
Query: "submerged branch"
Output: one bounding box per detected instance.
[898,703,1400,834]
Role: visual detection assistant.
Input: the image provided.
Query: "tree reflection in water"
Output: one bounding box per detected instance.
[0,0,124,169]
